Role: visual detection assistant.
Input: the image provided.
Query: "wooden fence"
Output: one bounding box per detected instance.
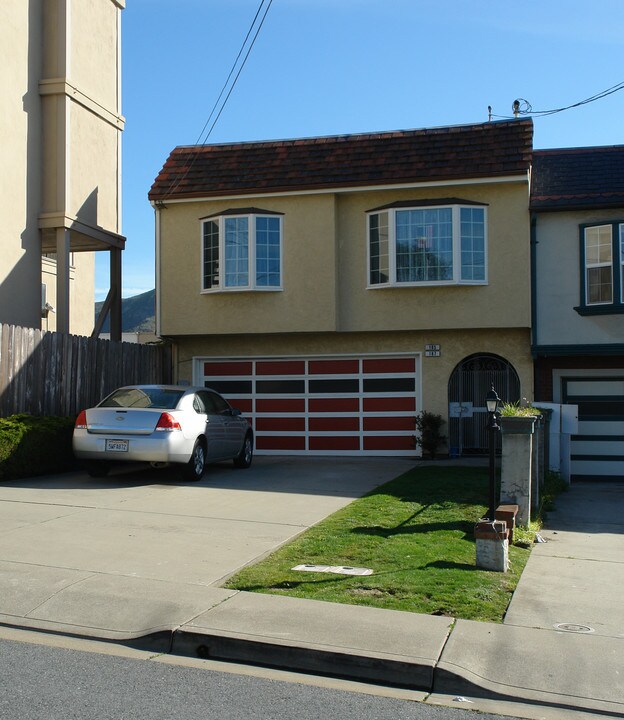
[0,323,173,418]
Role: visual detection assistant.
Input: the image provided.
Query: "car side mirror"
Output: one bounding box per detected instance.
[231,407,242,416]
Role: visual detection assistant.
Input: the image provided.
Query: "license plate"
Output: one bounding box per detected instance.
[106,439,128,452]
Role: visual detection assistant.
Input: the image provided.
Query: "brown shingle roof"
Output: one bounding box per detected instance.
[531,146,624,211]
[149,119,533,201]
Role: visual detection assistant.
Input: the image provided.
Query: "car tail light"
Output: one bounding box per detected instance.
[155,412,181,432]
[75,410,88,429]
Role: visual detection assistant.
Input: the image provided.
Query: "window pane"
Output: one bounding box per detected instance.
[460,207,485,281]
[585,226,612,264]
[395,208,452,282]
[225,217,249,287]
[369,212,389,284]
[587,266,613,304]
[255,216,281,287]
[203,221,220,288]
[585,226,613,305]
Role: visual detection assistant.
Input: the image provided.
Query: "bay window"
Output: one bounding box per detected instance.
[368,200,487,287]
[202,210,283,291]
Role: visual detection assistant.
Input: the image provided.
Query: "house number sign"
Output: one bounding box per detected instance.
[425,344,441,357]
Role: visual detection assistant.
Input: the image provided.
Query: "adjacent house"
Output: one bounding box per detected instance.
[150,119,534,457]
[531,146,624,481]
[1,0,125,337]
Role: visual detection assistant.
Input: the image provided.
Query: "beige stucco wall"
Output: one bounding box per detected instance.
[535,209,624,346]
[171,328,534,423]
[0,0,123,333]
[158,195,339,336]
[70,0,120,112]
[0,0,44,328]
[42,253,95,336]
[156,182,530,336]
[158,177,531,338]
[336,181,531,331]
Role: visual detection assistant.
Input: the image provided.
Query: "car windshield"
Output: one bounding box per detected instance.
[99,388,184,410]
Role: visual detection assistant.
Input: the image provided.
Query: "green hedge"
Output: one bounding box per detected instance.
[0,414,76,481]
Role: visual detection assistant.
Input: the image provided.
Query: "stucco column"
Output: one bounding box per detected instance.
[500,416,537,526]
[55,228,71,334]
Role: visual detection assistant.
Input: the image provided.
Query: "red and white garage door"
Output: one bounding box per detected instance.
[195,355,421,456]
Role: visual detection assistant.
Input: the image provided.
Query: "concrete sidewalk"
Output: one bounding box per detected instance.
[1,463,622,719]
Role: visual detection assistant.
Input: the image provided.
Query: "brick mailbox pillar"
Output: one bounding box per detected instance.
[500,416,537,526]
[475,520,509,572]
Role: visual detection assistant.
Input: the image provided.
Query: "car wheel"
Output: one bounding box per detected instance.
[233,433,253,469]
[184,440,206,481]
[84,461,110,478]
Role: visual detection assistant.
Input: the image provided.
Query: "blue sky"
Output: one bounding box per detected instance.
[100,0,624,300]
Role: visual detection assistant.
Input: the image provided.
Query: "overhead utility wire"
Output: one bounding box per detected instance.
[161,0,274,202]
[489,80,624,121]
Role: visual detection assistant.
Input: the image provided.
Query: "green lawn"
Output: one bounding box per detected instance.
[225,465,531,623]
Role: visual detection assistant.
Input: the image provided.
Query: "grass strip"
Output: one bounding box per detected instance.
[225,465,532,623]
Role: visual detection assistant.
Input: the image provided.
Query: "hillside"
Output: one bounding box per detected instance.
[94,289,155,333]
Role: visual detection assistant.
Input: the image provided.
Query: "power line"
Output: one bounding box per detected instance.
[161,0,274,202]
[489,80,624,121]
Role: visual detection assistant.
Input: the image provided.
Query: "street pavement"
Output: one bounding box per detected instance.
[0,458,622,720]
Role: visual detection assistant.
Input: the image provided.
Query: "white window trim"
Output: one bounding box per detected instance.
[366,204,488,289]
[584,224,614,307]
[200,213,283,293]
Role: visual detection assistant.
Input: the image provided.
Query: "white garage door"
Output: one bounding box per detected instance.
[563,376,624,482]
[195,355,421,456]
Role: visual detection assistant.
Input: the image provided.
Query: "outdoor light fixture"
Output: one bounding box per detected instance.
[486,385,501,416]
[486,384,501,521]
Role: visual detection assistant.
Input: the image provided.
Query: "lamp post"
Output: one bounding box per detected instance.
[486,385,501,522]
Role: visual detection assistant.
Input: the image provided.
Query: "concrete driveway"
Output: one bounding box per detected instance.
[0,457,415,639]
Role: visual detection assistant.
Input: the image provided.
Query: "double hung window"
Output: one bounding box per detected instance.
[577,222,624,314]
[202,210,282,291]
[368,201,487,287]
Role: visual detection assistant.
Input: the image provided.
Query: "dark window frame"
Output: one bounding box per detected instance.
[575,221,624,316]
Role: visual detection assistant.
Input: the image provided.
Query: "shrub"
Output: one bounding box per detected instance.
[414,411,446,459]
[0,414,76,481]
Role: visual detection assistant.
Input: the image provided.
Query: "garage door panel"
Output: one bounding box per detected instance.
[364,436,416,451]
[363,358,415,373]
[256,436,306,451]
[573,439,624,456]
[206,380,253,394]
[309,436,361,451]
[199,355,420,457]
[578,420,624,435]
[363,416,416,431]
[256,417,306,431]
[309,398,360,412]
[309,359,359,374]
[309,417,360,431]
[363,397,416,412]
[257,399,306,412]
[204,361,252,376]
[257,360,306,375]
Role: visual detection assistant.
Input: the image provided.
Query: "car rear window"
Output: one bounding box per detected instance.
[99,388,184,410]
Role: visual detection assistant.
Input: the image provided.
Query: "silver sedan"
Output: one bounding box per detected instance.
[72,385,253,480]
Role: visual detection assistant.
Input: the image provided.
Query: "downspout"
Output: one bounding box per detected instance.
[530,211,539,399]
[153,201,162,339]
[530,212,538,355]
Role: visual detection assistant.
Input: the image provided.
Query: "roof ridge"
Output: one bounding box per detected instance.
[172,118,532,153]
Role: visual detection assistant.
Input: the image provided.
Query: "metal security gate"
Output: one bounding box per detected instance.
[448,354,520,455]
